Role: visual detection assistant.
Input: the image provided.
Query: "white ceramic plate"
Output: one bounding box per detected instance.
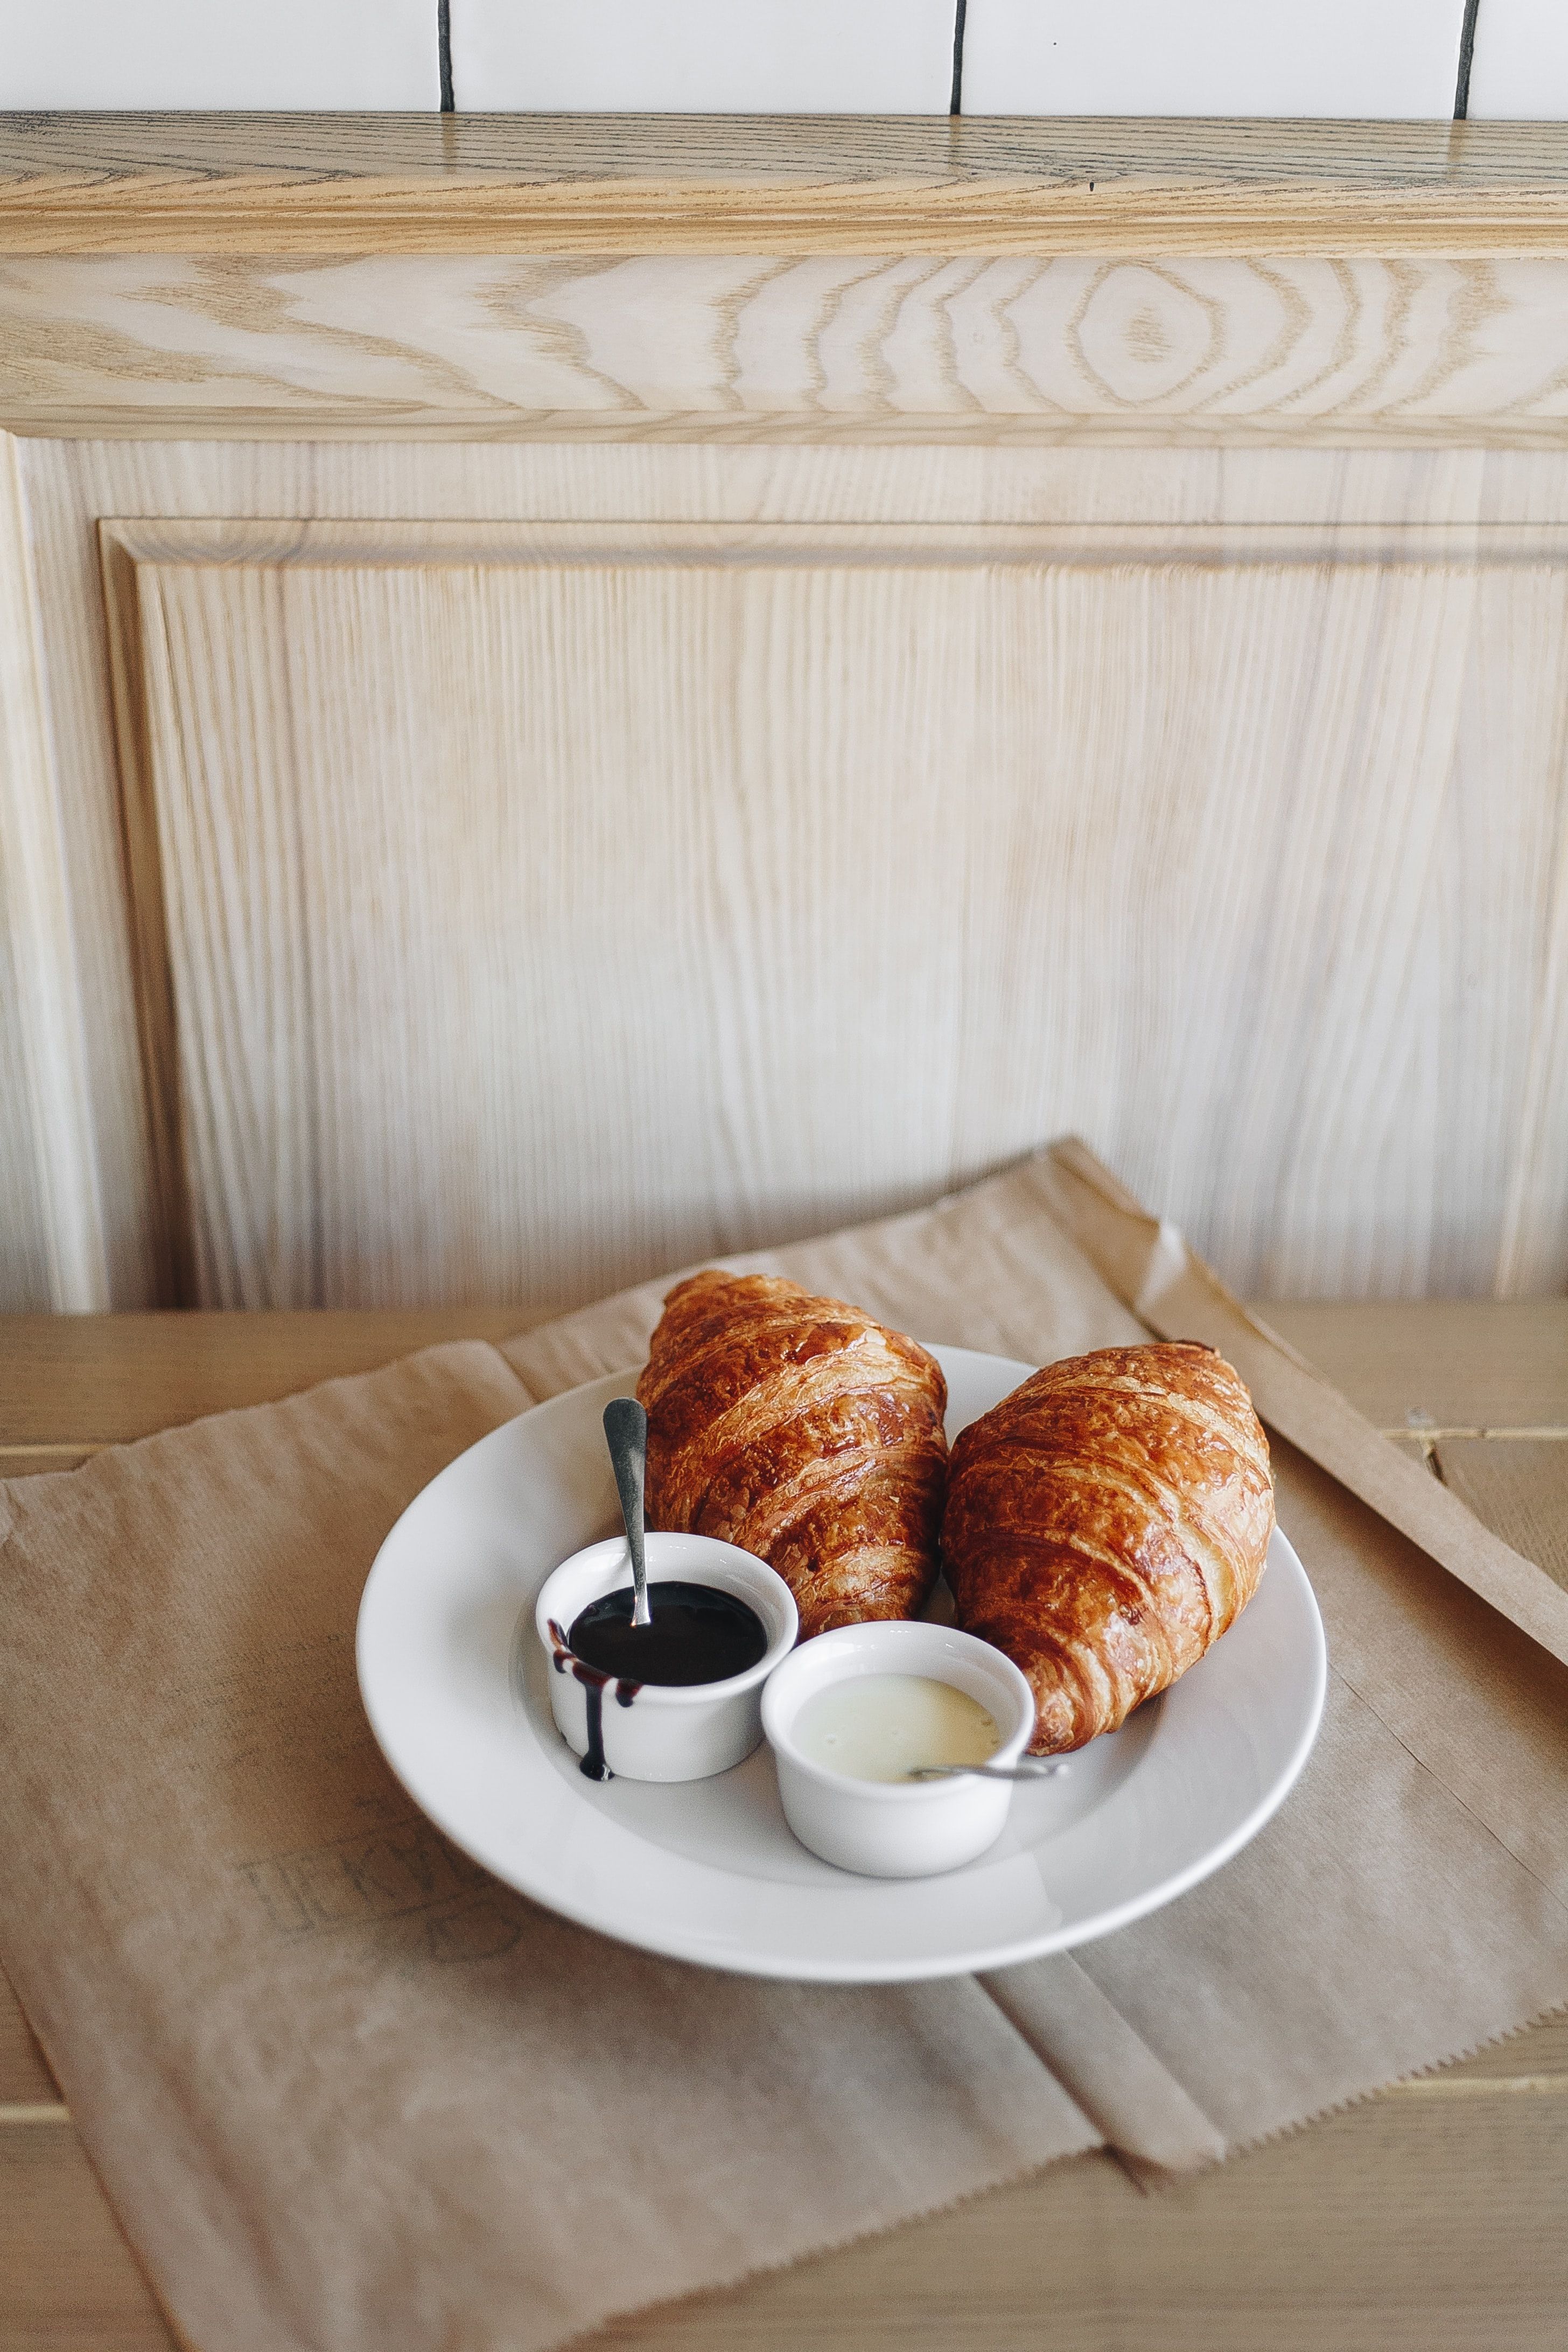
[356,1346,1327,1983]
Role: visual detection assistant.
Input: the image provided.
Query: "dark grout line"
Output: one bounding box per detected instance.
[950,0,968,114]
[438,0,455,111]
[1454,0,1481,118]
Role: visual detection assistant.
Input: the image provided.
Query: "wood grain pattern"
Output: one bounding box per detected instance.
[1440,2013,1568,2078]
[0,436,108,1307]
[0,1299,1551,1446]
[6,2072,1566,2352]
[5,117,1568,257]
[0,894,51,1312]
[85,510,1568,1308]
[597,2098,1568,2352]
[16,434,1568,1314]
[0,1306,548,1443]
[1,435,162,1313]
[6,2079,1567,2352]
[16,253,1568,445]
[0,438,49,1312]
[1263,1300,1568,1430]
[0,1980,57,2109]
[0,2128,176,2351]
[1495,774,1568,1292]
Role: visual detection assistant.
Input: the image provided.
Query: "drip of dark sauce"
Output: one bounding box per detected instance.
[547,1616,639,1783]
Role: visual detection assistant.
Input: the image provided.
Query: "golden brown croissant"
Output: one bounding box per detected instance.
[636,1270,948,1639]
[942,1343,1273,1754]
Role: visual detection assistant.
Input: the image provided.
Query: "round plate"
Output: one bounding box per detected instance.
[356,1346,1326,1983]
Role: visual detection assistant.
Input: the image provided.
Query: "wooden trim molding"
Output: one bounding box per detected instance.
[8,120,1568,444]
[4,116,1568,259]
[11,247,1568,447]
[96,515,1568,574]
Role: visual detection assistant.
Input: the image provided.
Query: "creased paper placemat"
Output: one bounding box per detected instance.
[0,1341,1093,2352]
[3,1144,1566,2352]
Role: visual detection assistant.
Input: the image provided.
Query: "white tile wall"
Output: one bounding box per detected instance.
[452,0,956,113]
[961,0,1468,119]
[15,2,1568,142]
[1468,0,1568,119]
[4,0,437,110]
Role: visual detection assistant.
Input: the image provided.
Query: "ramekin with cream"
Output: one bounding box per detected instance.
[761,1620,1035,1877]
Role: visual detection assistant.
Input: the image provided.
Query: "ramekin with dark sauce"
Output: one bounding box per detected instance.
[535,1532,797,1783]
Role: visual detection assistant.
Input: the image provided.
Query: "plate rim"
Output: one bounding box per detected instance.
[356,1346,1328,1983]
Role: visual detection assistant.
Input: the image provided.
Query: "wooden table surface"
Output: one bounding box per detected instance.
[3,1301,1566,2352]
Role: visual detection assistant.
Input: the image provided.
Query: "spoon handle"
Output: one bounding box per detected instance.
[906,1761,1067,1782]
[603,1396,652,1627]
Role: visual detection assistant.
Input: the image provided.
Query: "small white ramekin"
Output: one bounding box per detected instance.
[761,1620,1036,1878]
[535,1531,798,1783]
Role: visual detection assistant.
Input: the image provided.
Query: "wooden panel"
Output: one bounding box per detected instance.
[5,116,1568,257]
[18,254,1568,446]
[967,534,1568,1299]
[103,518,991,1305]
[19,433,1568,1314]
[91,512,1568,1309]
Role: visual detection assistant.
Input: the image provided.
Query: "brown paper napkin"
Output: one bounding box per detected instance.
[3,1145,1566,2352]
[0,1340,1093,2352]
[502,1143,1568,2161]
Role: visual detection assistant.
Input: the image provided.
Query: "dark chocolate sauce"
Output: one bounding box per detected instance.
[569,1581,768,1688]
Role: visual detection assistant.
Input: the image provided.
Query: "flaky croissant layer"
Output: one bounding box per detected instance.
[636,1270,948,1639]
[942,1342,1274,1755]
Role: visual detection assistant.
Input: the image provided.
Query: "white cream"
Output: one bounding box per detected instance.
[792,1672,1001,1784]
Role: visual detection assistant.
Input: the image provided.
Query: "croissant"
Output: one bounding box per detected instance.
[636,1270,948,1639]
[941,1343,1273,1754]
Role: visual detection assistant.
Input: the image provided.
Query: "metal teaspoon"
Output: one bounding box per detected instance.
[905,1761,1069,1782]
[602,1396,653,1628]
